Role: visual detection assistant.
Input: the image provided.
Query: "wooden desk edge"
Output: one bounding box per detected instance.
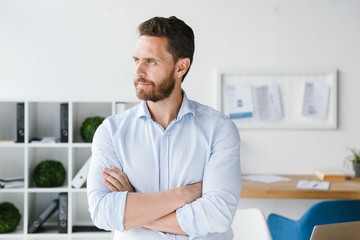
[241,190,360,199]
[241,175,360,200]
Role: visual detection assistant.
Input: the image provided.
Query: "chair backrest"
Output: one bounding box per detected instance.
[267,200,360,240]
[298,200,360,240]
[310,221,360,240]
[232,208,273,240]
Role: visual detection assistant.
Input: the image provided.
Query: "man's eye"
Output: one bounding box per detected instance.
[148,59,156,65]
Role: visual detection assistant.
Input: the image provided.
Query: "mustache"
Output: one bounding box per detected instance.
[135,78,154,85]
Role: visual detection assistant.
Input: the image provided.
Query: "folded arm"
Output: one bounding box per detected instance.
[143,212,185,235]
[102,167,201,232]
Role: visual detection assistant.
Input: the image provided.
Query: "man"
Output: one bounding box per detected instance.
[87,16,241,240]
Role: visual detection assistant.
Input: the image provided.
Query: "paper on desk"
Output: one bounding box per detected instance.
[242,174,291,183]
[296,180,330,190]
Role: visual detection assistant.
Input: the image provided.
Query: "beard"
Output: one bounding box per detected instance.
[134,70,176,102]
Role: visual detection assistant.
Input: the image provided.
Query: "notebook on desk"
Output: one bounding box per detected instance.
[310,221,360,240]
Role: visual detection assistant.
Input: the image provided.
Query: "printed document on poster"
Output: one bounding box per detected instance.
[224,83,254,119]
[254,84,283,121]
[302,82,330,120]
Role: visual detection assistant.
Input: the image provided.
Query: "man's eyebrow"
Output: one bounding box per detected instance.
[132,56,162,62]
[147,57,161,62]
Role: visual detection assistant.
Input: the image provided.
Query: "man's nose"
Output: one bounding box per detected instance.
[135,61,146,78]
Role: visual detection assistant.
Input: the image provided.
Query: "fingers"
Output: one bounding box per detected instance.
[111,167,134,190]
[103,179,118,192]
[101,167,135,192]
[109,167,134,191]
[101,170,124,191]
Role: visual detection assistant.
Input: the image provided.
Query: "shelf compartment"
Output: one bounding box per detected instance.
[0,102,24,143]
[27,147,69,188]
[0,148,24,183]
[27,192,64,235]
[28,102,65,143]
[0,192,25,235]
[71,102,112,143]
[71,192,96,231]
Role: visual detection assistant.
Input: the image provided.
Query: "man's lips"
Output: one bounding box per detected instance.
[136,79,153,87]
[137,82,150,86]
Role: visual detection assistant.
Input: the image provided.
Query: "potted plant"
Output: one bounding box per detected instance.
[345,148,360,178]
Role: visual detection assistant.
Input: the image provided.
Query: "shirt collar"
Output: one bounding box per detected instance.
[177,90,195,119]
[137,90,195,119]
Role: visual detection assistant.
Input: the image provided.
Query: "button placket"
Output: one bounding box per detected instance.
[159,131,169,191]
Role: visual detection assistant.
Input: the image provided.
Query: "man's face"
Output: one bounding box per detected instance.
[133,36,177,102]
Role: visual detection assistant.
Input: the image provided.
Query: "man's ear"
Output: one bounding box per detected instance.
[175,58,191,78]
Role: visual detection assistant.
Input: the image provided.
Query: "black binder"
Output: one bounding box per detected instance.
[16,103,24,143]
[58,193,68,233]
[60,103,68,143]
[28,199,59,233]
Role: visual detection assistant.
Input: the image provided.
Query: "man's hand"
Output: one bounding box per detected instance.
[101,167,135,192]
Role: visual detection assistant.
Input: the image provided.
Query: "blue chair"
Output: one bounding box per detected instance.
[267,200,360,240]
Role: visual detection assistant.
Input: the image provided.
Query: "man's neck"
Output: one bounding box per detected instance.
[146,90,183,130]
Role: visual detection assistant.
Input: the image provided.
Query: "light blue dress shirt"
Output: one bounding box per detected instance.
[87,92,241,240]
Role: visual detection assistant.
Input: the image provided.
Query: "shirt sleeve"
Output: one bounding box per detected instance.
[176,117,241,239]
[87,118,128,232]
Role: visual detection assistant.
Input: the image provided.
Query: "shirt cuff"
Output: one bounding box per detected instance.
[176,204,199,239]
[115,191,128,231]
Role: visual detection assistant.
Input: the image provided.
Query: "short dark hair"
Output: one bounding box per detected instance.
[138,16,195,82]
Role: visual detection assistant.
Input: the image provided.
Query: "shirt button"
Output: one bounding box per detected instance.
[164,132,167,136]
[161,160,167,165]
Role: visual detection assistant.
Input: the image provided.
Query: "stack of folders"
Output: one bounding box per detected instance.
[28,193,68,233]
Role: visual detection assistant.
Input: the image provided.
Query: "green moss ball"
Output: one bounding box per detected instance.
[33,160,66,187]
[80,116,104,143]
[0,202,21,233]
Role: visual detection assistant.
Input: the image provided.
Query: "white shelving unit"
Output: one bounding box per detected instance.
[0,100,138,240]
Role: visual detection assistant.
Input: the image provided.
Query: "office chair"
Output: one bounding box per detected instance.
[267,200,360,240]
[232,208,273,240]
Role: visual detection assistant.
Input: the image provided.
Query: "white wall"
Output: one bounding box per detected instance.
[1,0,360,219]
